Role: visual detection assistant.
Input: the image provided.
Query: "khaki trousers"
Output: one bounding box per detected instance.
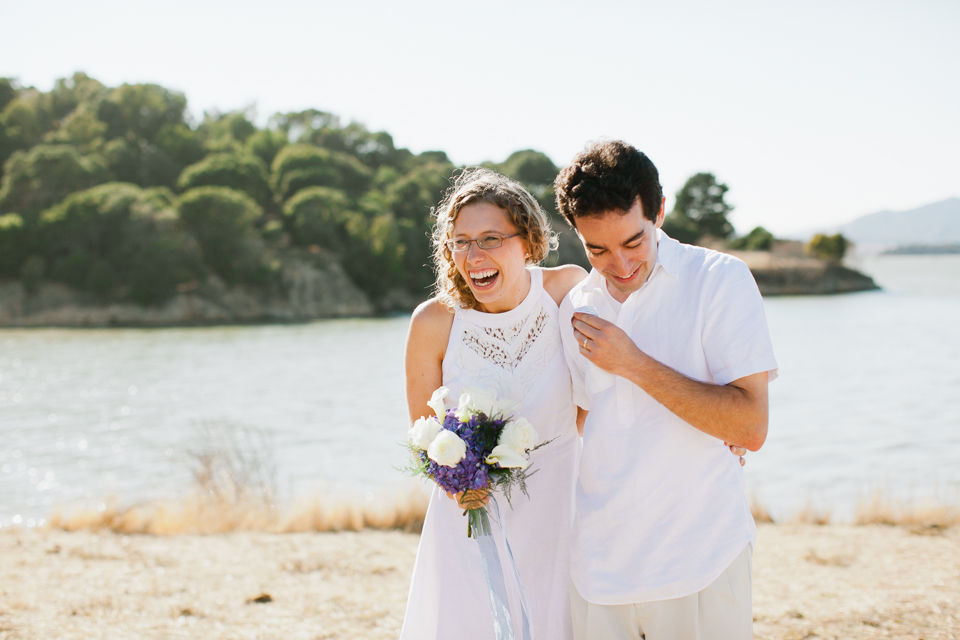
[569,544,753,640]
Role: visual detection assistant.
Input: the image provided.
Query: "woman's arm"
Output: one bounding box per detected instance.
[542,264,589,307]
[405,299,486,508]
[404,298,455,425]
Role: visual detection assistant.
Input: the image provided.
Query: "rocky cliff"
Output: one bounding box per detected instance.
[729,250,879,295]
[0,256,375,327]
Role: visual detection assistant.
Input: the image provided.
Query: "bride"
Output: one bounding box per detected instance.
[400,168,586,639]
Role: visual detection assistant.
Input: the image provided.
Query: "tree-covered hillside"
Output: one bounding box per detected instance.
[0,73,587,310]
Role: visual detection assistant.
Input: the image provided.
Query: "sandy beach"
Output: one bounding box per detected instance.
[1,523,958,639]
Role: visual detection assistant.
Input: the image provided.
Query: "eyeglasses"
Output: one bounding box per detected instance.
[445,234,520,253]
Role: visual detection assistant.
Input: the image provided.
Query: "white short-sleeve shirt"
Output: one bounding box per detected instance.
[559,229,778,605]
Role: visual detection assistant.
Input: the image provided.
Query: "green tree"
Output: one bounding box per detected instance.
[270,144,372,201]
[282,186,354,248]
[493,150,559,186]
[44,106,107,153]
[97,83,187,143]
[176,187,265,284]
[0,144,110,221]
[39,182,143,283]
[198,110,257,152]
[340,208,404,299]
[245,128,288,168]
[663,172,734,244]
[728,226,775,251]
[20,255,45,295]
[0,78,17,113]
[0,97,43,177]
[35,73,107,130]
[382,161,454,293]
[177,153,271,207]
[127,236,204,306]
[807,233,848,262]
[0,213,24,277]
[96,84,200,188]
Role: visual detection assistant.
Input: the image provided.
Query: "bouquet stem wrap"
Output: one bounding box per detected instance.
[469,497,534,640]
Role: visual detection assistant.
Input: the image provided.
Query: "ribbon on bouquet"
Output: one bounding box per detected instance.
[469,497,535,640]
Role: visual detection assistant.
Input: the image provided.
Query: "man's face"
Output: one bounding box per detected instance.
[575,197,665,303]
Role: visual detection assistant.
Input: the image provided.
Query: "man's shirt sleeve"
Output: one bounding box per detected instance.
[558,294,591,410]
[701,257,779,386]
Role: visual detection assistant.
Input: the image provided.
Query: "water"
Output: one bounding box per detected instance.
[1,255,959,526]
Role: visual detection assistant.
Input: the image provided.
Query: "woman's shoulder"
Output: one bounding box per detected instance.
[540,264,589,306]
[410,297,456,333]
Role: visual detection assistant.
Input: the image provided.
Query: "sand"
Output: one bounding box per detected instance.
[1,523,958,639]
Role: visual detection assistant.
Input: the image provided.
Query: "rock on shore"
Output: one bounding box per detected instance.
[728,246,880,296]
[0,256,374,328]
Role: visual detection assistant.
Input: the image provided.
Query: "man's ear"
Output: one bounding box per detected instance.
[655,197,666,229]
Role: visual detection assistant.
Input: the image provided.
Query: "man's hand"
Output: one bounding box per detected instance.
[570,312,768,451]
[572,312,644,376]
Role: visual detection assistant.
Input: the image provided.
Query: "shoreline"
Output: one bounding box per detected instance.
[1,523,957,639]
[0,251,882,328]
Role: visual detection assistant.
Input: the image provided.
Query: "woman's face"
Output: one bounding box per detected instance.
[451,202,531,314]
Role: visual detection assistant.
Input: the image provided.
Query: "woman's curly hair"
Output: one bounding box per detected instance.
[431,168,558,310]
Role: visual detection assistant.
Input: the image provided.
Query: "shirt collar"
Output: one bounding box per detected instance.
[655,228,680,279]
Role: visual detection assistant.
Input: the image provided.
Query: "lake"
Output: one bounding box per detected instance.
[2,255,959,526]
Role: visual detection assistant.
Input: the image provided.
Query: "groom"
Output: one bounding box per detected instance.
[554,140,778,640]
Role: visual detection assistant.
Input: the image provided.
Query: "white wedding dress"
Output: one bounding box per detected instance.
[401,267,580,640]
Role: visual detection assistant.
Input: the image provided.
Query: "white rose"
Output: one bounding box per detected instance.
[484,445,530,470]
[408,416,442,451]
[427,430,468,467]
[427,387,449,421]
[498,417,538,455]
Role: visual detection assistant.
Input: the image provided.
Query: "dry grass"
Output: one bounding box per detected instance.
[854,491,960,531]
[791,503,832,525]
[45,421,429,536]
[751,494,775,523]
[46,490,429,536]
[747,493,959,529]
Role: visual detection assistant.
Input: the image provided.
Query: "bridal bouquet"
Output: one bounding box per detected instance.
[407,386,545,537]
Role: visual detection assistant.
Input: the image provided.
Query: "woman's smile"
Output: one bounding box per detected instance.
[469,268,500,289]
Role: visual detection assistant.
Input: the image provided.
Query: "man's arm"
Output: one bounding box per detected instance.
[572,313,769,451]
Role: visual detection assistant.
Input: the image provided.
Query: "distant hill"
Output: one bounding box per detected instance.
[838,198,960,247]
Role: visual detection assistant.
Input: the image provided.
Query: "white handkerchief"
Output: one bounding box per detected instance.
[572,289,617,395]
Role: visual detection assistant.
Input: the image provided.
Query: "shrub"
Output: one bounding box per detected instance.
[50,251,96,289]
[128,236,203,306]
[729,226,775,252]
[176,186,264,285]
[0,213,25,277]
[177,153,271,207]
[20,255,45,294]
[39,182,141,259]
[85,259,116,296]
[807,233,848,262]
[0,144,111,221]
[282,186,353,248]
[270,144,372,201]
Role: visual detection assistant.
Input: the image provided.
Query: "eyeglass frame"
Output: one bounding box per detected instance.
[444,233,521,253]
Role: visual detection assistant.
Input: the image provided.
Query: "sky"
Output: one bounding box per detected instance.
[3,0,958,237]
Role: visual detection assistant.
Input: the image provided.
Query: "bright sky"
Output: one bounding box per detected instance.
[3,0,958,236]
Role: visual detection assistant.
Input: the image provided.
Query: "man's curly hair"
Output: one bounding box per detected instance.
[430,168,558,310]
[554,140,663,226]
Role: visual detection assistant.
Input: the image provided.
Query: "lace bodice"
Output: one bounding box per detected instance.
[442,268,568,437]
